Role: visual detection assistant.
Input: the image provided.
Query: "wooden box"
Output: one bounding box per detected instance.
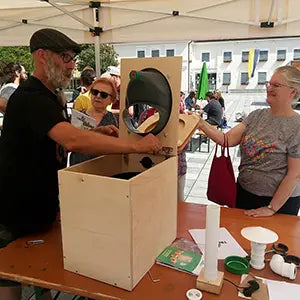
[58,57,198,290]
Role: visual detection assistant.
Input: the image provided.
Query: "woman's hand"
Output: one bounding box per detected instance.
[244,207,275,217]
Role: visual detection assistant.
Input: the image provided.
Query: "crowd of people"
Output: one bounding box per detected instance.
[0,27,300,299]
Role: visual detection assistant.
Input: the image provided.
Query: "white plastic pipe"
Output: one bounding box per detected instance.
[204,205,220,281]
[270,254,297,280]
[250,241,266,270]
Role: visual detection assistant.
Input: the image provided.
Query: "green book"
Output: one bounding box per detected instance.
[156,245,203,275]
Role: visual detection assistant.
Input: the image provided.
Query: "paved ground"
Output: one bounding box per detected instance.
[21,92,300,299]
[184,92,267,204]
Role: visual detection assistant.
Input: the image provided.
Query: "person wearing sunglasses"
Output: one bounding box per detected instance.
[0,28,162,300]
[197,66,300,217]
[70,77,119,165]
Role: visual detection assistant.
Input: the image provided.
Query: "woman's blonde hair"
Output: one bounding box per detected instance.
[275,66,300,100]
[214,90,222,99]
[89,77,118,103]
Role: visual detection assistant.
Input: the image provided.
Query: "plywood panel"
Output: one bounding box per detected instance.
[66,154,123,177]
[130,157,177,285]
[119,57,182,157]
[58,169,133,290]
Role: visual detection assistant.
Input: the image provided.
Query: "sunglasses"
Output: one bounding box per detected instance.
[90,88,112,99]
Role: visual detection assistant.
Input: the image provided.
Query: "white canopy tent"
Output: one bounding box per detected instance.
[1,0,300,74]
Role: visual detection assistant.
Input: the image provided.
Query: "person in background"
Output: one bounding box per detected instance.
[0,62,27,113]
[184,91,195,110]
[70,77,119,165]
[178,91,188,201]
[201,91,222,126]
[214,90,229,129]
[0,28,161,300]
[106,65,121,114]
[214,90,225,111]
[73,68,96,111]
[198,66,300,217]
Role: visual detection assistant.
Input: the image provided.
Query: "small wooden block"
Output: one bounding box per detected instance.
[196,269,224,294]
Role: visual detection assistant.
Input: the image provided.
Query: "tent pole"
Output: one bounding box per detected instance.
[95,36,101,77]
[267,0,275,25]
[93,5,101,77]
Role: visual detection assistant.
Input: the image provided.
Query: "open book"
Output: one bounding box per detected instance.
[71,109,96,130]
[156,238,204,275]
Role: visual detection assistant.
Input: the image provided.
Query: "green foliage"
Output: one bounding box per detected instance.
[0,46,33,73]
[0,43,119,75]
[77,44,119,73]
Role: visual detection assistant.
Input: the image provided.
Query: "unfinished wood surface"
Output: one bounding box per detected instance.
[120,153,165,173]
[177,114,200,153]
[59,154,177,290]
[196,270,224,294]
[130,156,177,286]
[0,203,300,299]
[119,57,182,156]
[65,154,123,177]
[59,168,133,290]
[136,112,159,133]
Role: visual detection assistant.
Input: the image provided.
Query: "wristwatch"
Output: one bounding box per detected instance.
[267,204,276,213]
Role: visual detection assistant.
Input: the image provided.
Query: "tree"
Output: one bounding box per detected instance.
[77,44,119,73]
[0,46,33,73]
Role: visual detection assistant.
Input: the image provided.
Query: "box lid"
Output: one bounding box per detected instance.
[119,57,198,156]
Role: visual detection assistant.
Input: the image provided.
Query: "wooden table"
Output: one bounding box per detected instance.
[0,202,299,299]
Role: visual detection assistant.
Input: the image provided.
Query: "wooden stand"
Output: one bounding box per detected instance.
[196,269,224,295]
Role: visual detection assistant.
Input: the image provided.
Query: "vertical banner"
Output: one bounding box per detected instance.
[248,49,259,78]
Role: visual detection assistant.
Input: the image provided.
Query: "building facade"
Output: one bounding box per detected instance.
[114,37,300,94]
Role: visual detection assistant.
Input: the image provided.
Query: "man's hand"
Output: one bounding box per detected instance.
[244,207,275,217]
[134,134,162,154]
[90,125,119,137]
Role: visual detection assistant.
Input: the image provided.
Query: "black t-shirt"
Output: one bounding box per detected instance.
[203,99,223,126]
[0,76,67,236]
[218,97,225,109]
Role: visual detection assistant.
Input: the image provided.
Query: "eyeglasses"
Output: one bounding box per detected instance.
[265,81,293,89]
[59,52,77,64]
[90,88,112,99]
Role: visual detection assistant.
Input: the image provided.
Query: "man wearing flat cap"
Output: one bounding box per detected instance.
[0,27,161,300]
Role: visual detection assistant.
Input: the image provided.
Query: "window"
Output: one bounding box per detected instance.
[242,51,249,62]
[223,51,232,62]
[137,50,145,58]
[166,49,175,57]
[277,49,286,61]
[223,73,231,85]
[202,52,210,62]
[258,72,267,84]
[241,72,249,85]
[151,49,160,57]
[259,50,268,62]
[294,49,300,60]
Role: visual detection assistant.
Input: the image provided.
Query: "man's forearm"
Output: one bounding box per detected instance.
[66,129,137,155]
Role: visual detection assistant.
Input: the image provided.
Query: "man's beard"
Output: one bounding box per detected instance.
[45,55,73,89]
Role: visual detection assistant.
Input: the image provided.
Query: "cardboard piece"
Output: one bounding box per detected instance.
[241,275,269,300]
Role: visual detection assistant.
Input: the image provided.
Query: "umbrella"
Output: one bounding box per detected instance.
[196,62,209,100]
